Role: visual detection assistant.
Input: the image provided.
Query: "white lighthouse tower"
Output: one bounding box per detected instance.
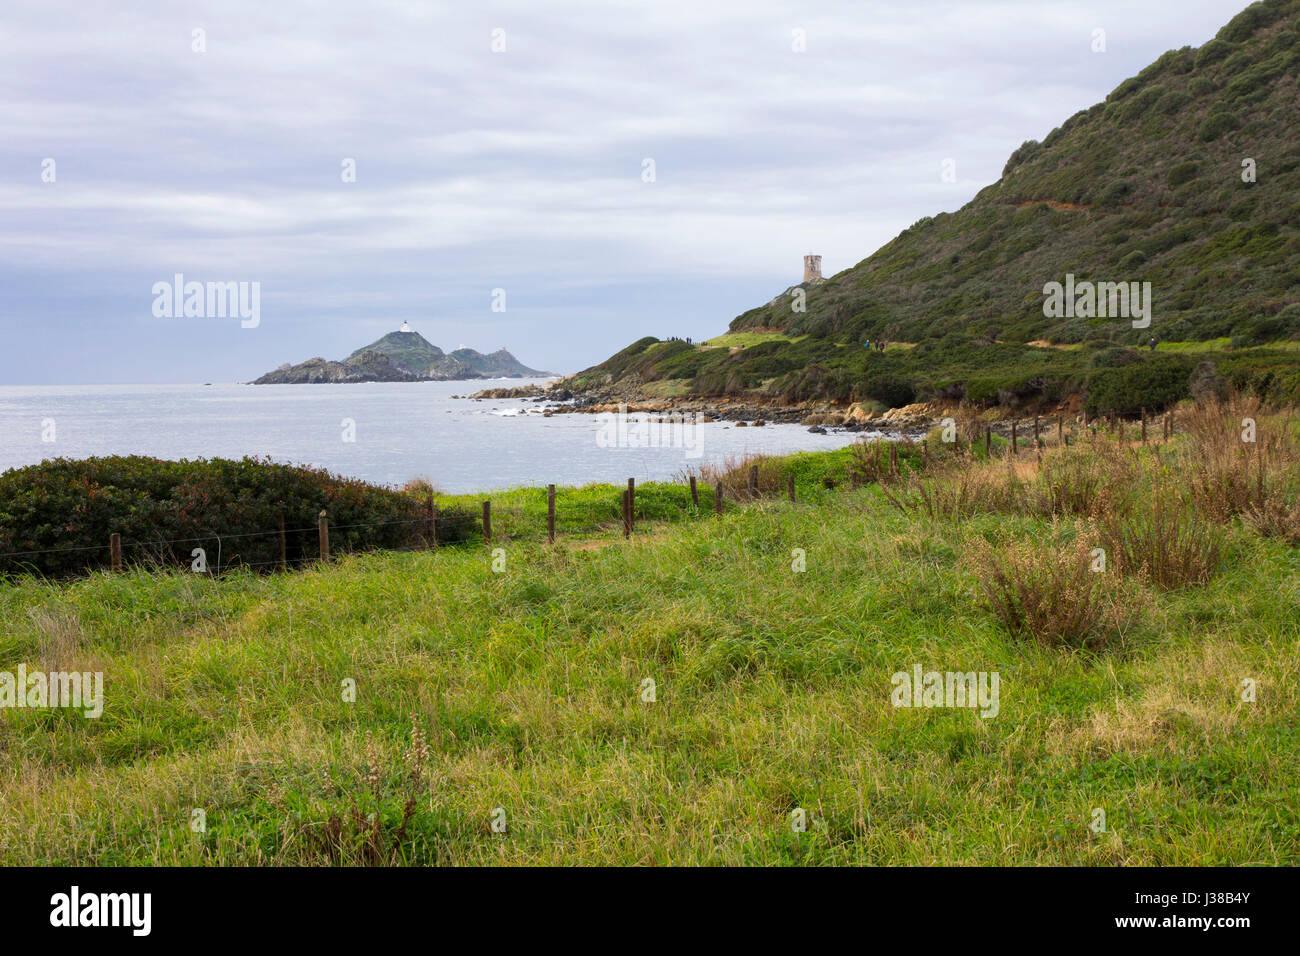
[399,321,412,333]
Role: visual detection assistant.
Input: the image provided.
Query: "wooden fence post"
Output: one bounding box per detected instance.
[714,483,723,515]
[748,465,759,498]
[787,474,796,503]
[110,532,122,573]
[1011,421,1018,456]
[922,441,929,469]
[279,514,287,570]
[547,484,556,544]
[1140,409,1147,445]
[622,489,631,538]
[985,427,991,458]
[889,443,898,476]
[427,493,438,548]
[689,475,699,508]
[318,510,329,563]
[482,500,491,546]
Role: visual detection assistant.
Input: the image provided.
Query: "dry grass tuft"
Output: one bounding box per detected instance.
[966,524,1126,649]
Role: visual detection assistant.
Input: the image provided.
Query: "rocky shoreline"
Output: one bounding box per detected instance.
[465,381,952,434]
[464,380,1090,441]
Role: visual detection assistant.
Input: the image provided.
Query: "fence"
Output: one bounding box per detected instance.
[0,410,1177,580]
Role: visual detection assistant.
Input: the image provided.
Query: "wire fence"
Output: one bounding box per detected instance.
[0,411,1176,580]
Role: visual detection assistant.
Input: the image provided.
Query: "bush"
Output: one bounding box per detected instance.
[1167,161,1200,188]
[1002,139,1041,178]
[862,373,917,408]
[1155,89,1192,115]
[967,526,1121,649]
[1198,111,1240,141]
[1085,356,1193,416]
[1097,485,1226,589]
[0,456,476,578]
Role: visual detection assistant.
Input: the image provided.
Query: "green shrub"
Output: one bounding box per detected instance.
[1198,110,1240,141]
[861,373,917,408]
[1084,356,1193,416]
[1002,139,1041,178]
[0,457,476,578]
[1195,38,1234,68]
[1167,161,1200,188]
[1155,89,1192,115]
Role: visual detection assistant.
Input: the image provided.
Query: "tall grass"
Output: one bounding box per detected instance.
[966,524,1124,649]
[0,400,1295,865]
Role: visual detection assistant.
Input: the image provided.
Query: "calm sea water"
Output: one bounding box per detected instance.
[0,380,874,492]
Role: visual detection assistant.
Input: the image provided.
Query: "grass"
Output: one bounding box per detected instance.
[0,403,1297,865]
[700,332,800,349]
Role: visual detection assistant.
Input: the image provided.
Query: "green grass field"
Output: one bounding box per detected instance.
[0,411,1297,865]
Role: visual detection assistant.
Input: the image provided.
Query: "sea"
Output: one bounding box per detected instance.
[0,379,881,493]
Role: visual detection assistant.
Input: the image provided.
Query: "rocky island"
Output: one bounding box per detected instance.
[252,324,552,384]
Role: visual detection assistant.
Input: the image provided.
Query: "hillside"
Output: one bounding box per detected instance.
[567,0,1300,415]
[253,328,551,384]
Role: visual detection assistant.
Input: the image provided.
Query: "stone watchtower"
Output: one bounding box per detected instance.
[803,254,823,283]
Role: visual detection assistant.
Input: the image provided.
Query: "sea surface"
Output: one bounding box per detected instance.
[0,380,883,492]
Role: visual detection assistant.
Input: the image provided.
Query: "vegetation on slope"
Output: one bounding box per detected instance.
[569,0,1300,411]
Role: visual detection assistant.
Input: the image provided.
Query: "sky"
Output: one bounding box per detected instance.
[0,0,1255,384]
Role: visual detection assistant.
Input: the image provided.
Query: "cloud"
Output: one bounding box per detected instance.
[0,0,1253,382]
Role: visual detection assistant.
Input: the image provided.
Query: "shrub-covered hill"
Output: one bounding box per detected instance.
[733,0,1300,348]
[568,0,1300,412]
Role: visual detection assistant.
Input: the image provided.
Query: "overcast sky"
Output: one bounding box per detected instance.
[0,0,1253,384]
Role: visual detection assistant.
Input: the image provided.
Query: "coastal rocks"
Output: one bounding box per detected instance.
[878,402,945,429]
[251,351,416,385]
[800,412,840,427]
[843,403,877,424]
[807,425,828,434]
[469,384,546,399]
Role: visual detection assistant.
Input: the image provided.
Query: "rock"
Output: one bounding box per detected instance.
[807,425,828,434]
[801,411,839,426]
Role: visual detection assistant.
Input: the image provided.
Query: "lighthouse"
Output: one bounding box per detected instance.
[400,321,412,333]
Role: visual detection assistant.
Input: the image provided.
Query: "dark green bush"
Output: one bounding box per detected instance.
[1084,356,1193,416]
[1155,89,1193,115]
[1198,110,1240,141]
[0,456,476,578]
[861,373,917,408]
[1167,161,1200,188]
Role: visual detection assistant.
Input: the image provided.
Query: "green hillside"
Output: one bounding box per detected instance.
[568,0,1300,413]
[347,331,445,372]
[348,331,550,379]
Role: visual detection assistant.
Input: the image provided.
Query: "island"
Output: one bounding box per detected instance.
[252,324,553,384]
